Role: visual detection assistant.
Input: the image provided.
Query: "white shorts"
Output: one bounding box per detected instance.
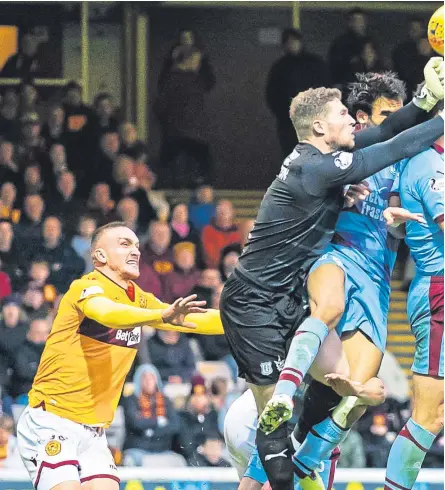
[17,406,119,490]
[223,390,258,480]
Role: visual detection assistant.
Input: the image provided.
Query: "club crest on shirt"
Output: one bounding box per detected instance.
[333,152,353,170]
[45,440,61,456]
[260,361,273,376]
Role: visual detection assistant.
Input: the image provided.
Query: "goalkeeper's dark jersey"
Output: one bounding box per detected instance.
[236,102,443,293]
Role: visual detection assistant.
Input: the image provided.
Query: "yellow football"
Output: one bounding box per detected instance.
[428,5,444,55]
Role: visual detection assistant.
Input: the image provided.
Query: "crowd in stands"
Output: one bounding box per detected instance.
[0,9,442,471]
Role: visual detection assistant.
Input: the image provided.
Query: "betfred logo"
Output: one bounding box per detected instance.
[116,327,141,347]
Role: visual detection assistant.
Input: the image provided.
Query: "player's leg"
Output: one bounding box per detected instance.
[82,479,119,490]
[259,261,345,433]
[385,276,444,490]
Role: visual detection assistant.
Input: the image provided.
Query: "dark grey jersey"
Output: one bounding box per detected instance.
[237,107,444,293]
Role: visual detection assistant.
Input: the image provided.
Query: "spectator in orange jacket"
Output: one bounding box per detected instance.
[201,200,241,268]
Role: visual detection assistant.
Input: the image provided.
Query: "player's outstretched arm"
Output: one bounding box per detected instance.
[82,294,224,334]
[317,114,444,189]
[354,57,444,150]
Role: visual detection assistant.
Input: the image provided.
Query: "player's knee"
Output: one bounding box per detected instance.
[413,402,445,435]
[312,299,345,329]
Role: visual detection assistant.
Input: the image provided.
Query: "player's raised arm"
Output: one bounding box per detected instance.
[354,58,444,150]
[315,115,444,189]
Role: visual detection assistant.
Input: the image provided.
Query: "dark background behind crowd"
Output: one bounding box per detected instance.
[0,1,442,471]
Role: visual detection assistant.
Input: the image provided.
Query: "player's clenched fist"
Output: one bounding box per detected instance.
[162,294,207,328]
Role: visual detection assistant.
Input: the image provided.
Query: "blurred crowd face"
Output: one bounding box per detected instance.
[49,106,65,127]
[114,156,135,184]
[2,303,20,328]
[141,371,158,396]
[0,142,14,164]
[285,36,303,55]
[66,87,82,107]
[349,12,367,36]
[120,123,137,145]
[30,261,50,283]
[50,144,67,170]
[117,197,139,224]
[215,200,234,228]
[189,392,210,415]
[93,184,111,210]
[180,30,195,46]
[0,222,13,250]
[221,251,239,279]
[28,319,50,345]
[159,330,180,345]
[101,132,120,157]
[409,20,424,41]
[175,248,195,271]
[0,183,17,208]
[0,417,14,447]
[172,204,188,224]
[201,438,224,464]
[58,172,76,198]
[78,217,97,239]
[149,222,171,253]
[1,90,19,118]
[24,194,44,222]
[22,120,41,141]
[96,96,113,120]
[21,84,38,107]
[197,186,213,204]
[200,269,221,289]
[43,217,62,247]
[24,165,41,188]
[21,34,38,57]
[23,288,45,311]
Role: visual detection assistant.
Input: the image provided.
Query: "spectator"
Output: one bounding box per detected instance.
[201,200,241,268]
[112,155,157,226]
[188,433,231,468]
[190,268,222,306]
[266,28,328,156]
[18,82,39,116]
[41,105,65,149]
[136,262,165,300]
[48,144,69,176]
[350,39,385,76]
[122,364,183,467]
[16,112,45,169]
[392,17,433,99]
[0,260,11,301]
[16,194,45,243]
[159,30,215,91]
[328,8,370,89]
[147,330,195,384]
[140,221,174,276]
[179,374,221,461]
[155,39,215,187]
[170,203,204,267]
[0,220,27,290]
[163,242,201,303]
[30,216,85,293]
[87,131,120,192]
[0,33,41,78]
[0,90,19,139]
[0,415,24,469]
[10,317,50,403]
[117,197,144,238]
[87,183,119,226]
[0,141,21,189]
[188,185,216,232]
[0,295,28,387]
[92,93,119,138]
[218,243,241,282]
[119,122,147,162]
[23,164,48,196]
[0,183,21,224]
[48,172,84,238]
[71,215,97,274]
[25,260,52,291]
[21,286,52,321]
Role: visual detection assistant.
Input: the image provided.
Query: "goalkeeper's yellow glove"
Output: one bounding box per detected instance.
[413,57,444,111]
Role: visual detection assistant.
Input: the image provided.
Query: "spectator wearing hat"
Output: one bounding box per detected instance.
[0,183,21,225]
[10,317,50,404]
[178,374,221,462]
[0,295,28,388]
[0,220,27,290]
[122,364,183,467]
[163,242,201,304]
[0,415,24,469]
[147,330,195,385]
[201,200,240,269]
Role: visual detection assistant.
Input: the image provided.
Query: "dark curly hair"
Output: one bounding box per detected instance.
[347,72,407,117]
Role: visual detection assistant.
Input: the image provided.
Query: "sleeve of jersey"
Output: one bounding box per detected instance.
[142,292,224,335]
[415,172,444,224]
[307,117,444,192]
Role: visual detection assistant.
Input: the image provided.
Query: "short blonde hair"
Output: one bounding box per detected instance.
[290,87,342,140]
